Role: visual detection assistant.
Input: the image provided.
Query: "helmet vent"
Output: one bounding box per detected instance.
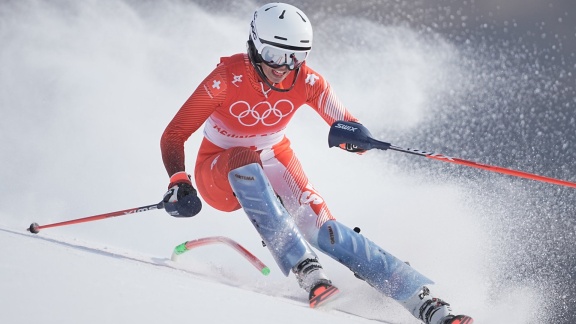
[274,36,288,41]
[279,10,286,19]
[296,12,307,22]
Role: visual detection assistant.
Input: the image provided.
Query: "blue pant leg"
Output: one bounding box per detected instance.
[317,220,433,301]
[228,163,317,276]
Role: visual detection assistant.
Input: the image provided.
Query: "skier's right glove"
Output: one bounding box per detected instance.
[163,172,202,218]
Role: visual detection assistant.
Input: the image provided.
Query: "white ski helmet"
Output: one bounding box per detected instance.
[248,3,313,71]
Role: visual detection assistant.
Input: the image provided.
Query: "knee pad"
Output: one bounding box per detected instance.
[317,220,433,300]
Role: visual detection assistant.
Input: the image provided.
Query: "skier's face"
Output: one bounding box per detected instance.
[260,64,292,84]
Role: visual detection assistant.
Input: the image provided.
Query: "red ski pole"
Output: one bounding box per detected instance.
[386,145,576,188]
[329,120,576,189]
[422,153,576,188]
[27,201,164,234]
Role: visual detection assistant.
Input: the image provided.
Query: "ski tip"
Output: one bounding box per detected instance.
[309,284,339,308]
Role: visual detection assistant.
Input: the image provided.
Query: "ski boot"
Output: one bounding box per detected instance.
[293,258,339,308]
[402,287,474,324]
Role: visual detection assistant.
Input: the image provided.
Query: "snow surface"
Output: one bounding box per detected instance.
[0,1,547,323]
[0,227,394,324]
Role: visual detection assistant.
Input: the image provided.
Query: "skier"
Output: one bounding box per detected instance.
[160,3,473,324]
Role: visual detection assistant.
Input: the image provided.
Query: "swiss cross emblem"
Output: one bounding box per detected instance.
[204,75,227,98]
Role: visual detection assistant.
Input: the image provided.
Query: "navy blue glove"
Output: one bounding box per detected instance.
[163,172,202,217]
[336,121,367,155]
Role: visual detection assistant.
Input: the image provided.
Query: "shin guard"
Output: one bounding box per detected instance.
[317,220,433,301]
[228,163,317,276]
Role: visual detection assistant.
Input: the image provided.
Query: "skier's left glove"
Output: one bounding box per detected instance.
[336,120,367,155]
[163,172,202,218]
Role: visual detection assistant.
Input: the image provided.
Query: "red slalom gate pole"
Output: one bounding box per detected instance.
[171,236,271,275]
[27,201,164,234]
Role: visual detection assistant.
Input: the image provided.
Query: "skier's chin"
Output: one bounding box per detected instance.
[261,65,290,84]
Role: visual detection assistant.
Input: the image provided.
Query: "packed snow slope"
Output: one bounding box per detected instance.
[2,1,575,323]
[1,227,399,324]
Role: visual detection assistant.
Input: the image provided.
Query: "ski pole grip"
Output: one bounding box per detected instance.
[328,120,391,151]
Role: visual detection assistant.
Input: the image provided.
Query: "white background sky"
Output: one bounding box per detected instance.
[0,1,547,323]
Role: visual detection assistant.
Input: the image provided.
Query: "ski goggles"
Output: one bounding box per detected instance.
[258,45,309,70]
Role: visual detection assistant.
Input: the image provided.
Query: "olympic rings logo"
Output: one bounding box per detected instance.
[229,100,294,126]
